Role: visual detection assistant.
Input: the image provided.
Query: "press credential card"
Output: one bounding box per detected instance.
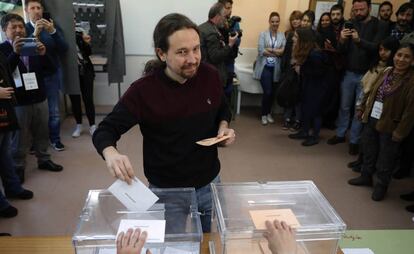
[117,219,166,243]
[108,177,159,211]
[249,209,301,230]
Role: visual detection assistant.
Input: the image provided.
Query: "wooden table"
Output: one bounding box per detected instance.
[0,234,343,254]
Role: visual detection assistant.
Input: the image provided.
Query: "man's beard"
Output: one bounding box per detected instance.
[355,13,369,22]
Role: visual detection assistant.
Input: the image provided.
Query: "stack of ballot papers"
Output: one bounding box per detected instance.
[342,249,375,254]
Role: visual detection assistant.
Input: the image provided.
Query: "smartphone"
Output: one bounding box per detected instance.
[344,21,354,30]
[43,12,51,21]
[20,38,38,56]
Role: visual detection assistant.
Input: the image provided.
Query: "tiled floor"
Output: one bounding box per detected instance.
[1,108,413,236]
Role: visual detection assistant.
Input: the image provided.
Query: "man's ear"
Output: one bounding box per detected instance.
[155,48,166,62]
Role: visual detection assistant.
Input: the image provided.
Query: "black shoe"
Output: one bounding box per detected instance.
[348,175,373,186]
[0,205,18,218]
[406,204,414,213]
[302,136,320,146]
[5,189,33,200]
[352,165,362,173]
[51,141,65,151]
[347,157,362,168]
[372,184,388,201]
[327,135,345,145]
[0,233,11,236]
[15,167,25,184]
[288,131,308,140]
[282,120,291,130]
[289,121,301,132]
[38,160,63,172]
[349,143,359,155]
[400,191,414,201]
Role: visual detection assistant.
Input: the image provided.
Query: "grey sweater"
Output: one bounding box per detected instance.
[338,17,389,74]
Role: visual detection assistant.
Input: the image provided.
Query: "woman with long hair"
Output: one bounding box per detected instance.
[288,28,332,146]
[301,10,315,29]
[281,10,303,131]
[253,12,286,125]
[348,43,414,201]
[316,12,337,49]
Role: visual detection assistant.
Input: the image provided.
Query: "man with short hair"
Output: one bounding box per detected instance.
[25,0,68,151]
[199,2,238,87]
[378,1,393,23]
[0,13,63,182]
[389,2,413,40]
[330,4,346,44]
[327,0,388,155]
[93,13,235,233]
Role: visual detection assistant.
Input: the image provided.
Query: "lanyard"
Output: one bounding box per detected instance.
[269,31,277,49]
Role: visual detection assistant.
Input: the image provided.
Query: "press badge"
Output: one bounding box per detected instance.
[370,101,383,120]
[22,73,38,90]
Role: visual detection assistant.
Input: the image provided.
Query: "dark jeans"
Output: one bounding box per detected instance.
[0,132,24,210]
[44,68,63,143]
[399,127,414,174]
[361,118,400,186]
[260,66,275,116]
[69,72,95,126]
[302,116,322,137]
[149,175,220,233]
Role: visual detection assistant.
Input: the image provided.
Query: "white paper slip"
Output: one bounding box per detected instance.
[342,248,375,254]
[108,177,159,211]
[98,247,159,254]
[117,219,166,243]
[164,246,193,254]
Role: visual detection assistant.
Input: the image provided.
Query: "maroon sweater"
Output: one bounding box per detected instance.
[93,63,231,188]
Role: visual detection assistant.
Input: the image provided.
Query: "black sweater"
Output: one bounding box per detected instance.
[93,63,231,188]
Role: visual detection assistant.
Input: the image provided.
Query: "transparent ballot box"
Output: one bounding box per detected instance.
[209,181,346,254]
[73,188,202,254]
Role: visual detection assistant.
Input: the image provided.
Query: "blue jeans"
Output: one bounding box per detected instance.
[336,71,364,144]
[44,68,63,143]
[260,66,274,116]
[149,175,220,233]
[0,132,24,210]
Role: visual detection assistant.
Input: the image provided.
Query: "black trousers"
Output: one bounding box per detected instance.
[361,118,400,186]
[69,70,95,126]
[399,127,414,174]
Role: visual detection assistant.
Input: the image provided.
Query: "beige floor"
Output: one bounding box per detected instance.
[1,108,413,236]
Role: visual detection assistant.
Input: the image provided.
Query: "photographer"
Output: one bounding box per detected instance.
[327,0,388,156]
[199,2,238,88]
[218,0,242,98]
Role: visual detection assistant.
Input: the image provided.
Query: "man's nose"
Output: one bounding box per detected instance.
[186,52,197,63]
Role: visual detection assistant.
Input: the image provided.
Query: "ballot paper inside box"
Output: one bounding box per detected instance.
[209,181,346,254]
[73,188,202,254]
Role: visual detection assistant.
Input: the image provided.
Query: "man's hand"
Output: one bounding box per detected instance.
[228,32,238,47]
[116,228,151,254]
[102,146,135,184]
[36,41,46,55]
[351,29,360,43]
[340,28,352,42]
[40,18,56,34]
[217,121,235,146]
[82,33,92,44]
[0,87,14,99]
[12,37,24,54]
[33,21,44,37]
[263,220,297,254]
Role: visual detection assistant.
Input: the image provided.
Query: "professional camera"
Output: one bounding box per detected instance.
[228,16,243,38]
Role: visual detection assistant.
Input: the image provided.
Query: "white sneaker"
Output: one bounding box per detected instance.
[89,125,97,136]
[266,114,275,123]
[261,116,268,125]
[72,124,82,138]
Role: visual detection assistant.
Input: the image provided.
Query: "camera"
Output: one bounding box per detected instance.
[20,38,38,56]
[228,16,242,38]
[344,21,354,30]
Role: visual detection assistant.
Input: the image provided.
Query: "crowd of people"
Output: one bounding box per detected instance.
[0,0,413,251]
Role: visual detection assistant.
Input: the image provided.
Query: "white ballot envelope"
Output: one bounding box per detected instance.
[196,135,230,146]
[108,177,159,211]
[117,219,166,243]
[342,248,375,254]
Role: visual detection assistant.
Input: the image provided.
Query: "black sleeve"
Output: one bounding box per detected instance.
[216,95,232,125]
[92,102,138,159]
